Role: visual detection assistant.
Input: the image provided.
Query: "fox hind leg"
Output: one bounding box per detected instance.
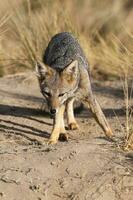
[66,98,79,130]
[83,94,113,138]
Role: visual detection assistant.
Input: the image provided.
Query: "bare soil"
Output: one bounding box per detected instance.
[0,73,132,200]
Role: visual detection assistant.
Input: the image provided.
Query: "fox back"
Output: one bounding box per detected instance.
[43,32,89,71]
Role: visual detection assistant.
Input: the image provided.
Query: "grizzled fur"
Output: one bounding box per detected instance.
[43,32,89,72]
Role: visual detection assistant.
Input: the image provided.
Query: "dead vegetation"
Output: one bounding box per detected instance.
[0,0,132,77]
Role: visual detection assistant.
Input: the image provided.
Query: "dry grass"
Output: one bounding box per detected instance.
[122,75,133,150]
[0,0,132,77]
[0,14,10,76]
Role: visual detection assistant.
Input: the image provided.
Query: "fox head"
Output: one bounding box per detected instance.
[36,60,79,115]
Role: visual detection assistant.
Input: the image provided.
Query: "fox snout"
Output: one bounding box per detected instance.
[49,96,60,116]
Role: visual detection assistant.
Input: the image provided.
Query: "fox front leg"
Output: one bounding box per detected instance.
[66,98,79,130]
[83,93,113,138]
[48,104,66,144]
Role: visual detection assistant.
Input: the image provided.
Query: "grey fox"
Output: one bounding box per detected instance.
[36,32,113,144]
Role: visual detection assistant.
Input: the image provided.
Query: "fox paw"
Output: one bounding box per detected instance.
[47,138,58,145]
[59,133,68,142]
[68,122,79,130]
[105,128,113,138]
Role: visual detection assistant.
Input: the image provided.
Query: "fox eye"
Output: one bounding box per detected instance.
[59,93,65,97]
[44,91,51,97]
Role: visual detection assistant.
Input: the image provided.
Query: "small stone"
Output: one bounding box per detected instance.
[50,161,55,166]
[65,168,70,174]
[29,184,40,192]
[42,148,51,152]
[0,192,4,197]
[58,157,63,161]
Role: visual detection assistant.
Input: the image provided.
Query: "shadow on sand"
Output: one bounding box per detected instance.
[0,81,132,143]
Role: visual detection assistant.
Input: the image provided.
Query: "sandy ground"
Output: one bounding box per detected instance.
[0,73,132,200]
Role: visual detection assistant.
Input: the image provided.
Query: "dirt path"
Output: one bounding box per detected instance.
[0,73,132,200]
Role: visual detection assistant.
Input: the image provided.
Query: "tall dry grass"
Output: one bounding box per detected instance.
[0,0,132,78]
[0,13,10,76]
[122,75,133,150]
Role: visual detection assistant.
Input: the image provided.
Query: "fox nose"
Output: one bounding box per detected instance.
[50,109,56,115]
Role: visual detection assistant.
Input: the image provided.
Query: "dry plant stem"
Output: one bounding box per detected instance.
[83,94,113,138]
[124,74,129,141]
[122,74,133,149]
[125,133,133,149]
[27,0,31,19]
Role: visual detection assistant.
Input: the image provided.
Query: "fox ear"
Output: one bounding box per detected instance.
[63,60,78,78]
[35,61,54,78]
[35,61,47,77]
